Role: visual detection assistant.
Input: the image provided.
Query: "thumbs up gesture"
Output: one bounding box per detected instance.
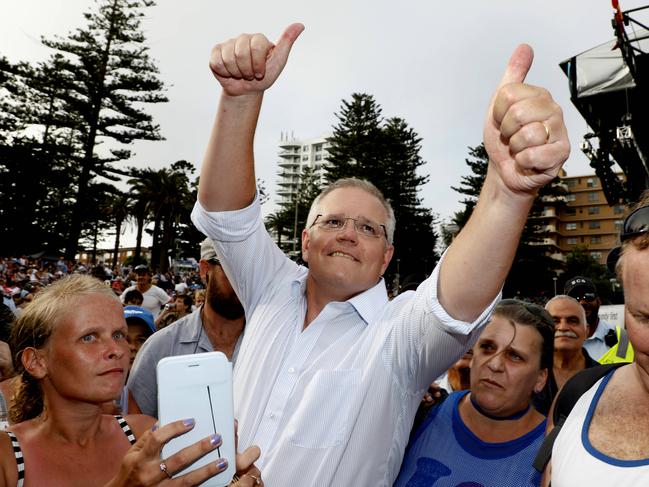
[484,45,570,195]
[209,23,305,97]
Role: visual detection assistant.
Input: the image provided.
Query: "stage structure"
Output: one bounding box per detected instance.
[561,1,649,205]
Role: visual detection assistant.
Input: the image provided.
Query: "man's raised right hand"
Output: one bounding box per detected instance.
[209,23,304,97]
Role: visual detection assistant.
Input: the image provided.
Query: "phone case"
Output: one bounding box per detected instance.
[157,352,235,486]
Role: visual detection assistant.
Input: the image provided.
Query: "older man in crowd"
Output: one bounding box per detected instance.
[533,295,598,415]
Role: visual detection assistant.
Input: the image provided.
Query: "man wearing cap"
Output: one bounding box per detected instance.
[563,276,630,362]
[119,264,170,318]
[126,238,245,417]
[123,305,157,366]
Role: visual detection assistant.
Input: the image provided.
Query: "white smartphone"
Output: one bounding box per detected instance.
[157,352,236,486]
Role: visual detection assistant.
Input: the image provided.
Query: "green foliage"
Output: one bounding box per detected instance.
[128,161,196,272]
[450,144,488,229]
[0,0,167,259]
[324,93,437,286]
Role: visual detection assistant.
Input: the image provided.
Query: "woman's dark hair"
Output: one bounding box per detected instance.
[493,299,555,371]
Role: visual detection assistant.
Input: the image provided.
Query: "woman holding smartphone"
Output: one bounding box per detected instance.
[0,275,262,487]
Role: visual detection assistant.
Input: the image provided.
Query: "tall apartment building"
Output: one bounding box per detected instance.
[557,174,627,264]
[538,173,627,266]
[276,133,331,204]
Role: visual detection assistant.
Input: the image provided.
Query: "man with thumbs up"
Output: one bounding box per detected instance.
[191,23,570,486]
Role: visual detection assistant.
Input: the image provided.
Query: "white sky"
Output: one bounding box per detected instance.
[2,0,644,247]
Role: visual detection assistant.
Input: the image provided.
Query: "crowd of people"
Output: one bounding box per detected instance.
[0,22,647,487]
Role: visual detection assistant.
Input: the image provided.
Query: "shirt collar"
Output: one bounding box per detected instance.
[347,278,389,325]
[590,318,612,341]
[178,307,209,348]
[292,272,389,326]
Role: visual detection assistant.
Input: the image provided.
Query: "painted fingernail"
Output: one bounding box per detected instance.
[210,434,222,445]
[183,418,195,427]
[151,423,159,432]
[216,458,228,470]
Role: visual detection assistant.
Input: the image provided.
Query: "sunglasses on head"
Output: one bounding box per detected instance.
[606,204,649,273]
[621,205,649,241]
[207,258,221,266]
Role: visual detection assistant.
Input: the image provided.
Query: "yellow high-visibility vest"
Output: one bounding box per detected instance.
[598,326,634,364]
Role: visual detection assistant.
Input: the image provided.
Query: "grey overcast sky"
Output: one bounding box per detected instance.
[2,0,645,245]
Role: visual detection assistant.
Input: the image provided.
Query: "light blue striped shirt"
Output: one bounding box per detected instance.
[191,196,497,487]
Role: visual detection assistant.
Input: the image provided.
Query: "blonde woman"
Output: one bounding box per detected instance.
[0,275,262,486]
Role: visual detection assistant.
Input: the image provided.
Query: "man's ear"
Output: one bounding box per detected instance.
[21,347,47,380]
[380,244,395,276]
[301,228,310,263]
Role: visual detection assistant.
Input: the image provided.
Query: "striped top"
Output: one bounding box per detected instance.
[5,415,136,487]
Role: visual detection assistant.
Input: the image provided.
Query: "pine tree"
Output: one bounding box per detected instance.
[325,93,437,287]
[0,55,80,255]
[38,0,168,259]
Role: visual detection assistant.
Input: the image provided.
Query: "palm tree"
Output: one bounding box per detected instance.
[102,192,131,268]
[128,162,194,272]
[128,168,159,264]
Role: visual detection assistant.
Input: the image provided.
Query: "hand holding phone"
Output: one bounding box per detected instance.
[157,352,236,486]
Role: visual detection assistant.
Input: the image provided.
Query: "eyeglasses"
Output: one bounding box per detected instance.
[207,258,221,266]
[310,214,387,239]
[621,205,649,241]
[573,292,597,302]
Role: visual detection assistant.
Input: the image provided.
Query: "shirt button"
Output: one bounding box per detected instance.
[269,412,276,419]
[288,367,295,374]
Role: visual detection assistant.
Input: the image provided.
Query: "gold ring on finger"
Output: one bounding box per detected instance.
[542,121,550,143]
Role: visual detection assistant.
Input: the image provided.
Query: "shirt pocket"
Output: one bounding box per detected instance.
[289,368,361,448]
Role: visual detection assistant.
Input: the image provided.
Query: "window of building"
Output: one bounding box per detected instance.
[588,206,600,215]
[566,179,578,188]
[591,236,602,244]
[591,252,602,261]
[586,178,596,188]
[566,237,577,244]
[315,154,322,161]
[302,145,309,152]
[589,221,600,229]
[614,205,625,214]
[564,207,576,216]
[302,155,309,161]
[588,192,599,202]
[566,194,576,202]
[614,219,624,230]
[566,223,577,230]
[314,144,323,152]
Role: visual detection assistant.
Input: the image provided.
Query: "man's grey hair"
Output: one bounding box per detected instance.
[305,178,396,244]
[545,294,587,326]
